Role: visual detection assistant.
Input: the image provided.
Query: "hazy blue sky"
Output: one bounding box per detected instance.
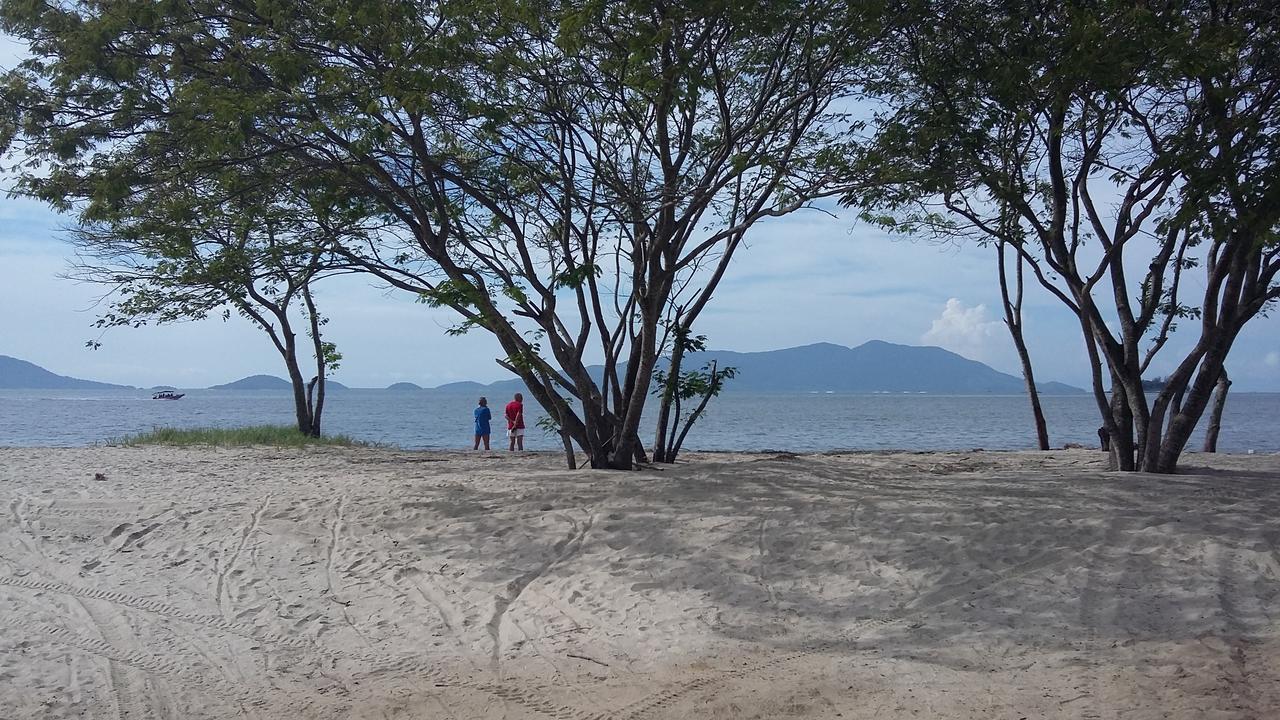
[2,40,1276,391]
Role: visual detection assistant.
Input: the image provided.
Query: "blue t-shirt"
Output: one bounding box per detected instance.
[474,406,492,435]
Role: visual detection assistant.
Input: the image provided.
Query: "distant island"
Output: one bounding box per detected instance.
[1,342,1087,394]
[0,355,133,390]
[210,375,348,391]
[421,341,1085,395]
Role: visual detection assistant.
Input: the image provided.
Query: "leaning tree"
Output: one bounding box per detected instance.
[0,0,882,467]
[847,0,1279,472]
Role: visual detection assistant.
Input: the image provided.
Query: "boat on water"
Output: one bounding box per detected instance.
[152,391,185,400]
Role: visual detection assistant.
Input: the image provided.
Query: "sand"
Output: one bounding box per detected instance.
[1,446,1277,719]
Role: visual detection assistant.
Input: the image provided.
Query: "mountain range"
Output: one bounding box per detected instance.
[0,342,1084,394]
[0,355,133,390]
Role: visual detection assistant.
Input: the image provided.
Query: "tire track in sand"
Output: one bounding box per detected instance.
[215,495,271,619]
[488,513,595,673]
[5,498,163,720]
[0,614,251,711]
[0,572,592,719]
[612,543,1080,720]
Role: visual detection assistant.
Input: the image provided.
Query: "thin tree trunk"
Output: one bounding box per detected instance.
[303,285,326,437]
[536,369,578,469]
[609,307,661,469]
[563,427,578,468]
[652,332,686,463]
[280,327,315,437]
[998,243,1049,450]
[1202,368,1230,453]
[667,360,721,462]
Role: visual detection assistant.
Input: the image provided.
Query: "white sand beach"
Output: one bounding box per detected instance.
[1,446,1277,719]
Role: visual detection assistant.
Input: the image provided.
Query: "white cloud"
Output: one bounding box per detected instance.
[921,298,1006,363]
[1265,351,1280,368]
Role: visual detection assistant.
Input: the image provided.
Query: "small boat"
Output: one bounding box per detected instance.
[152,391,185,400]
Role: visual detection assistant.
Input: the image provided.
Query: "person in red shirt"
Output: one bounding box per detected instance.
[504,392,525,451]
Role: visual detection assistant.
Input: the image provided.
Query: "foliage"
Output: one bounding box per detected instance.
[0,0,882,469]
[845,0,1280,473]
[652,358,736,463]
[57,155,359,437]
[108,425,378,448]
[653,363,737,409]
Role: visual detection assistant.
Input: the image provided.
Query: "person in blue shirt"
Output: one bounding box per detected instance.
[473,397,492,450]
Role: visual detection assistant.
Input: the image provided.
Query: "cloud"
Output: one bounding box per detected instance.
[921,298,1006,363]
[1266,351,1280,368]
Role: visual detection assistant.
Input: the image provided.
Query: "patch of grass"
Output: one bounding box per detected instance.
[108,425,380,448]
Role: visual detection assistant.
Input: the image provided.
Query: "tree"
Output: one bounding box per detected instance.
[64,159,359,437]
[1,0,879,468]
[651,326,737,463]
[846,0,1280,472]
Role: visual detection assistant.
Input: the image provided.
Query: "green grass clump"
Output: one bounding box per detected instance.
[109,425,377,448]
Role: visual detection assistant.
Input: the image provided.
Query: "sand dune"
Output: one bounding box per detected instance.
[1,446,1277,719]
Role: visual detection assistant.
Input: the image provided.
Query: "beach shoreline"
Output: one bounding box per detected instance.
[3,446,1277,719]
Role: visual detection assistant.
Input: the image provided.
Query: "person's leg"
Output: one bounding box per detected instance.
[473,434,481,450]
[516,430,524,451]
[483,434,490,450]
[509,430,516,451]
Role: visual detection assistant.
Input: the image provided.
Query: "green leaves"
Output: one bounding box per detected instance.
[652,362,737,405]
[418,280,484,309]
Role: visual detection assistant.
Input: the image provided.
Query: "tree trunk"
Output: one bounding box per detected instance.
[1017,346,1050,451]
[1108,382,1136,471]
[1202,368,1230,453]
[280,327,317,437]
[1155,344,1232,473]
[997,243,1049,450]
[305,376,322,437]
[607,307,660,469]
[304,287,327,437]
[652,335,686,463]
[560,429,577,469]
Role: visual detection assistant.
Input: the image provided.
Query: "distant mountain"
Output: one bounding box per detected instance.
[210,374,290,390]
[387,381,424,391]
[2,341,1084,395]
[0,355,132,389]
[681,341,1083,394]
[209,375,349,391]
[426,341,1084,395]
[435,379,526,393]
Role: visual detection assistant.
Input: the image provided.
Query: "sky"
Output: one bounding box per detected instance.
[1,41,1277,392]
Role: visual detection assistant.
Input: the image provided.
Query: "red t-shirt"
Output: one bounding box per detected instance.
[505,400,525,429]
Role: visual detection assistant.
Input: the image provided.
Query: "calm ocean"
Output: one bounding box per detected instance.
[2,389,1277,454]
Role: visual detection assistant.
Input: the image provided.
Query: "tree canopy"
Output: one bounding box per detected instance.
[2,0,879,468]
[846,0,1280,472]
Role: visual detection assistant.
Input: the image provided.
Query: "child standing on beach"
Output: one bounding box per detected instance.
[473,397,492,450]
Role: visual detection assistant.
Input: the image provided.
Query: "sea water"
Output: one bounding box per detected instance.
[2,389,1276,454]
